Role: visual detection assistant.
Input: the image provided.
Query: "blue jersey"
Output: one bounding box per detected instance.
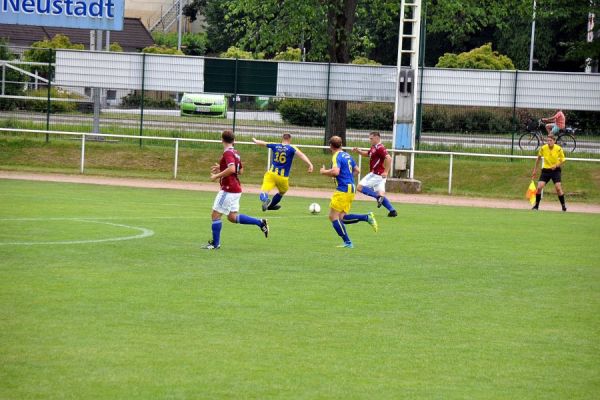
[331,150,356,193]
[267,143,297,177]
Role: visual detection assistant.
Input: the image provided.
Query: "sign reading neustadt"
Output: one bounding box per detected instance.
[0,0,124,30]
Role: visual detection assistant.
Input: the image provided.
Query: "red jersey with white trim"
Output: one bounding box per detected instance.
[368,143,388,175]
[220,147,242,193]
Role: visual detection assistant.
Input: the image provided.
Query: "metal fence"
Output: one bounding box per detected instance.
[1,46,599,160]
[3,128,599,195]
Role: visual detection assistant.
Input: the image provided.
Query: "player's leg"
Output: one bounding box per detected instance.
[358,173,379,200]
[533,179,547,210]
[268,176,289,210]
[329,193,352,248]
[227,194,269,237]
[260,172,276,211]
[203,191,226,249]
[374,179,397,216]
[554,175,567,212]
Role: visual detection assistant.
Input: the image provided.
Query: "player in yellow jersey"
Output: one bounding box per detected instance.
[253,133,313,211]
[531,133,567,211]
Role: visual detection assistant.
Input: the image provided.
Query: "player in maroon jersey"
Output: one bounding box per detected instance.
[352,131,397,217]
[202,130,269,249]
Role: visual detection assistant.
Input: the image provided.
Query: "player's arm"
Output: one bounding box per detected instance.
[295,149,314,173]
[252,137,267,147]
[382,154,392,178]
[211,164,236,181]
[320,164,340,177]
[352,147,369,157]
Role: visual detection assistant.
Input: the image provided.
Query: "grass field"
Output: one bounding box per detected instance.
[1,179,599,399]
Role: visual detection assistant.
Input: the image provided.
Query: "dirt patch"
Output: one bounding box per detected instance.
[2,170,600,214]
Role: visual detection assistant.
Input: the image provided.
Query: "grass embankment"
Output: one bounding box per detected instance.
[1,136,600,202]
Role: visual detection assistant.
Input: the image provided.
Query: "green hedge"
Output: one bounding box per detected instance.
[278,99,394,130]
[20,88,80,113]
[121,93,178,109]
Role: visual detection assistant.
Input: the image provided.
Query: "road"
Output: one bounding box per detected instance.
[1,110,599,153]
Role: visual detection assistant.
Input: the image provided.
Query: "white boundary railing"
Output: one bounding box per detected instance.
[2,128,600,194]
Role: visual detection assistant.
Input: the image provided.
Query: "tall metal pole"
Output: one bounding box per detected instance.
[529,0,537,71]
[585,1,595,73]
[177,0,183,51]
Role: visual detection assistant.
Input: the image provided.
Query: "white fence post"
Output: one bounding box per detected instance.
[80,134,86,173]
[448,153,454,194]
[357,153,362,182]
[173,139,179,179]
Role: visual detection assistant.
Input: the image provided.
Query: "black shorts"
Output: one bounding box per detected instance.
[539,168,561,184]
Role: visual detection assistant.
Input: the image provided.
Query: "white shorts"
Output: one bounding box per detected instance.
[212,190,241,215]
[359,172,386,193]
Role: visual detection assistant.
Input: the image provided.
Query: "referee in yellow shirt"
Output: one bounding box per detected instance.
[531,133,567,211]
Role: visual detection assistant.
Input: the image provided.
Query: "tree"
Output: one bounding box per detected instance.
[424,0,599,71]
[219,46,254,59]
[436,43,515,70]
[152,32,208,56]
[23,34,85,78]
[273,47,302,61]
[195,0,359,143]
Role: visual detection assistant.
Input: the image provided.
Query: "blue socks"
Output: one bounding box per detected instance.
[342,214,368,224]
[236,214,262,226]
[381,197,395,212]
[332,219,350,243]
[259,192,269,202]
[360,187,378,198]
[211,220,222,247]
[269,193,283,208]
[361,187,395,212]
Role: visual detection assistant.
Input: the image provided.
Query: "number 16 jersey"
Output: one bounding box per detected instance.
[267,143,297,177]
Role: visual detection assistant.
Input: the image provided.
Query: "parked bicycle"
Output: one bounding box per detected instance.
[518,119,577,152]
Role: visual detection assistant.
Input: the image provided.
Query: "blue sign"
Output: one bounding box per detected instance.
[0,0,124,30]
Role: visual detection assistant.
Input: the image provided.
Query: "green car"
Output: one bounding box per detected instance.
[180,93,228,118]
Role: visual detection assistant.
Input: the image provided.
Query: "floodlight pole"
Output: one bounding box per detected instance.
[529,0,536,71]
[177,0,183,51]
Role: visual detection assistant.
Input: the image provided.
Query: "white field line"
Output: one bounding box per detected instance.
[0,218,154,246]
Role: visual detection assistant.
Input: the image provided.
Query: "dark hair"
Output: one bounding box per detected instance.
[222,130,235,143]
[329,135,343,149]
[282,133,292,140]
[369,131,380,138]
[547,133,556,140]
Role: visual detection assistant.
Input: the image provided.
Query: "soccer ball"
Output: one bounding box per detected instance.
[309,203,321,214]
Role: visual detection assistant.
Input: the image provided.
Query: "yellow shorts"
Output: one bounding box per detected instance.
[261,171,289,194]
[330,191,355,214]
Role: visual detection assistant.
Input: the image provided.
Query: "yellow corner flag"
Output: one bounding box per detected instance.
[526,180,537,205]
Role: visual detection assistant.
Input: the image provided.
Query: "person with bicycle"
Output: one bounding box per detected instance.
[531,133,567,212]
[542,109,566,136]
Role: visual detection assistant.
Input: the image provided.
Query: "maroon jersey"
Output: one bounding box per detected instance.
[219,147,242,193]
[368,143,388,175]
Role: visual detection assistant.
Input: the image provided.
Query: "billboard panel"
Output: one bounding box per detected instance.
[0,0,124,30]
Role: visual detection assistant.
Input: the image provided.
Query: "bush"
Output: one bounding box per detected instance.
[120,92,177,109]
[20,88,80,113]
[277,99,326,127]
[436,43,515,70]
[142,45,184,55]
[422,105,515,133]
[278,99,393,130]
[347,103,393,130]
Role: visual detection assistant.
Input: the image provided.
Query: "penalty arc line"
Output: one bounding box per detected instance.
[0,218,155,246]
